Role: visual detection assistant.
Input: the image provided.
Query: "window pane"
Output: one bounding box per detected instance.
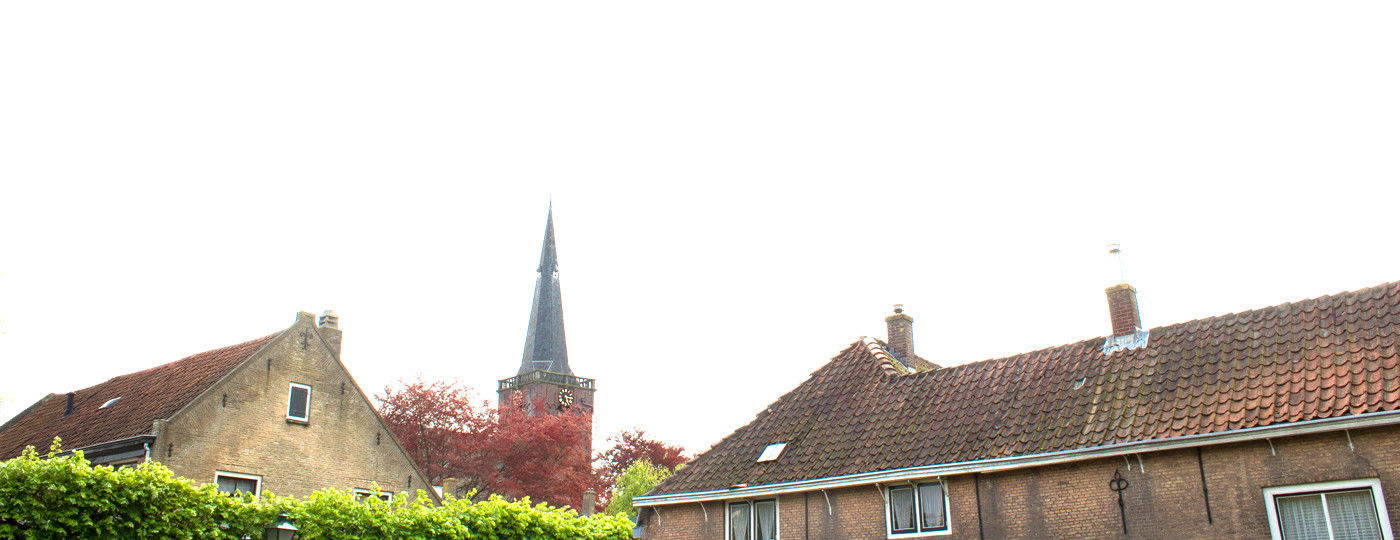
[755,500,776,540]
[919,483,946,531]
[1325,490,1382,540]
[890,486,916,533]
[729,502,752,540]
[289,386,309,418]
[1276,494,1329,540]
[216,476,256,495]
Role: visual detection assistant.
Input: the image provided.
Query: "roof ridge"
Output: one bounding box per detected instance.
[920,280,1400,376]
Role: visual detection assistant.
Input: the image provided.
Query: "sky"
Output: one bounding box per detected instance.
[1,1,1398,456]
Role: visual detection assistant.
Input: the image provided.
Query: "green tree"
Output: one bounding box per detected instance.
[604,459,673,520]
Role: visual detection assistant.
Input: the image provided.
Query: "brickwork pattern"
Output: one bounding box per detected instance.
[1106,283,1141,336]
[155,313,433,500]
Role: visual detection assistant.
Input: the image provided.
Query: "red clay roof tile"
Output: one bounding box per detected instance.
[651,281,1400,496]
[0,332,281,458]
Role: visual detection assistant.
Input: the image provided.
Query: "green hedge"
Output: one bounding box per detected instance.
[0,442,632,539]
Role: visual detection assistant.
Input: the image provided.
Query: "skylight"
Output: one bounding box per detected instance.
[99,397,121,409]
[757,442,787,462]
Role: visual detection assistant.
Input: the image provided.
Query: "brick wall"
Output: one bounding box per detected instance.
[642,424,1400,539]
[1105,283,1141,336]
[153,313,433,500]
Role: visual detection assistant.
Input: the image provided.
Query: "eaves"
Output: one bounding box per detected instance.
[635,409,1400,506]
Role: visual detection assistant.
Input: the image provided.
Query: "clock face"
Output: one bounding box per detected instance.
[557,388,575,407]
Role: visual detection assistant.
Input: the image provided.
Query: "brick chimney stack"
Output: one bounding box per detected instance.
[582,488,597,516]
[317,310,342,357]
[885,304,914,362]
[318,310,338,329]
[1106,283,1141,337]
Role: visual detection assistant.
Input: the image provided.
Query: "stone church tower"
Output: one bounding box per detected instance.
[496,207,596,453]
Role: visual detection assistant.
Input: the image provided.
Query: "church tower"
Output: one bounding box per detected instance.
[497,206,596,428]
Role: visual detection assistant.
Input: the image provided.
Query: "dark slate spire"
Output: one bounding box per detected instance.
[519,207,571,374]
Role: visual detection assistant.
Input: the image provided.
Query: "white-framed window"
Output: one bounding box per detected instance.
[215,471,262,496]
[353,488,394,502]
[725,498,778,540]
[1264,478,1394,540]
[886,480,950,538]
[287,382,311,422]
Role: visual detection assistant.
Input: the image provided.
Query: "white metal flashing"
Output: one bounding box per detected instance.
[634,409,1400,506]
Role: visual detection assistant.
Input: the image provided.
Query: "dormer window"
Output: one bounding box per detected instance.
[287,383,311,422]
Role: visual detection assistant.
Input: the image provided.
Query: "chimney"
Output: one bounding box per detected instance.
[63,392,75,417]
[442,478,458,499]
[318,310,342,357]
[1106,283,1141,337]
[884,304,914,362]
[582,488,597,516]
[318,310,338,329]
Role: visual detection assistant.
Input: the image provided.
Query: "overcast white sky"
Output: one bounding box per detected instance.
[1,1,1397,455]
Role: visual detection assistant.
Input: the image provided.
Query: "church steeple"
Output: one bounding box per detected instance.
[519,207,571,375]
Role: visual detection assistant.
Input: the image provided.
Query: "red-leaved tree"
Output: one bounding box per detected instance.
[376,379,494,488]
[594,429,688,510]
[597,429,688,486]
[376,379,595,509]
[487,397,594,509]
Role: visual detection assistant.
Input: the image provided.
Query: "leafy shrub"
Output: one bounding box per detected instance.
[0,440,631,539]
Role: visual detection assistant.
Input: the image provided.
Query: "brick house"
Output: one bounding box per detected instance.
[0,311,437,502]
[634,281,1400,540]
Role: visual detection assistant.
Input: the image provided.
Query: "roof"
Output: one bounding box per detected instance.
[518,206,572,375]
[648,281,1400,497]
[0,332,281,458]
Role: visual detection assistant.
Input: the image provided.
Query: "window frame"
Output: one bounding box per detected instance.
[885,480,952,538]
[1263,478,1394,540]
[214,471,262,496]
[724,498,780,540]
[287,382,312,422]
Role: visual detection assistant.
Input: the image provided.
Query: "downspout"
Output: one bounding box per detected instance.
[974,473,985,540]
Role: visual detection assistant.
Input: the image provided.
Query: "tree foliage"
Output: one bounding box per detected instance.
[376,379,494,486]
[489,399,593,510]
[596,429,687,489]
[0,441,631,539]
[376,379,595,510]
[604,459,673,520]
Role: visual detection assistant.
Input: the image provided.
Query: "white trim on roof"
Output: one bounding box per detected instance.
[635,409,1400,506]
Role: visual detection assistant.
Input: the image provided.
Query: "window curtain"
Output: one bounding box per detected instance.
[1325,490,1381,540]
[890,486,916,532]
[755,501,776,540]
[1277,494,1329,540]
[729,502,751,540]
[216,476,255,494]
[919,483,946,530]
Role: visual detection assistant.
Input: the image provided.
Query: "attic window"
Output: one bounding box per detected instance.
[287,383,311,422]
[757,443,787,463]
[99,397,121,409]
